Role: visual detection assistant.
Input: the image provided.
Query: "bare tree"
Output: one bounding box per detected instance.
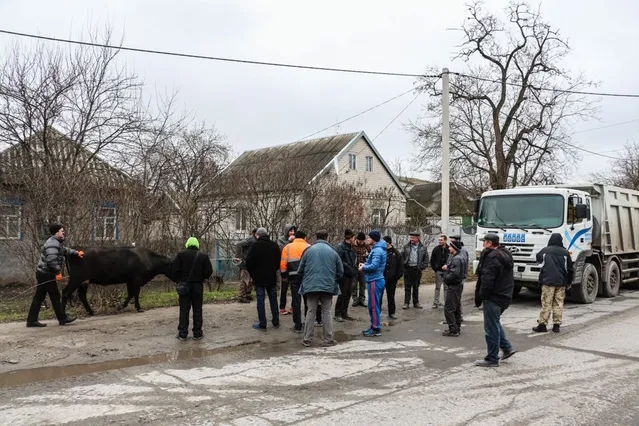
[592,142,639,190]
[410,1,598,190]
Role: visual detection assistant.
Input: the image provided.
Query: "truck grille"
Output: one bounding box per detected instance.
[503,243,537,263]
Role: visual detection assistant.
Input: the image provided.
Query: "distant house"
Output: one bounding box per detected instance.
[219,131,407,238]
[404,181,476,229]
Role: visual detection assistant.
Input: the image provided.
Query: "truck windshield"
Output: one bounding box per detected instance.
[478,194,564,229]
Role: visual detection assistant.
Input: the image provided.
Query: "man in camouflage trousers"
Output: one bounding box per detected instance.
[533,233,574,333]
[234,228,257,303]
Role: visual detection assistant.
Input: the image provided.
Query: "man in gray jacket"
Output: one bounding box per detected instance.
[402,231,429,309]
[27,224,82,327]
[298,230,344,347]
[442,239,467,336]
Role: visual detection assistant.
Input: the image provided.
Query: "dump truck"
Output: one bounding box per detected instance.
[473,184,639,303]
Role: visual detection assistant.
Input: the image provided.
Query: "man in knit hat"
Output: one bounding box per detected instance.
[173,237,213,340]
[352,232,370,307]
[359,230,387,337]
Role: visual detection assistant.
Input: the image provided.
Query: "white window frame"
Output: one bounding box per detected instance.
[348,153,357,170]
[0,203,22,240]
[365,156,374,172]
[235,209,248,232]
[95,206,118,241]
[371,208,386,226]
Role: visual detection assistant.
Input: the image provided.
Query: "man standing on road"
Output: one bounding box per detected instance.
[533,233,574,333]
[246,228,281,331]
[430,235,449,309]
[359,230,387,337]
[442,239,466,337]
[352,232,370,307]
[298,230,343,347]
[173,237,213,341]
[234,228,257,303]
[277,224,297,316]
[381,236,403,320]
[280,230,310,333]
[450,235,468,321]
[335,229,357,322]
[474,234,517,367]
[402,231,429,309]
[27,224,82,328]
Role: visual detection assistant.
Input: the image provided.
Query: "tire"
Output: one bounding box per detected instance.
[513,281,523,299]
[573,263,599,304]
[600,261,620,298]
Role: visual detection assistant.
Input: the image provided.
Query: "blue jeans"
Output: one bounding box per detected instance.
[483,300,513,363]
[256,286,280,328]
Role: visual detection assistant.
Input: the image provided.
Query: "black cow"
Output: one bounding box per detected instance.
[61,247,176,316]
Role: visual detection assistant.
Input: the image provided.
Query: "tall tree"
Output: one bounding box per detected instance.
[410,1,598,190]
[592,142,639,190]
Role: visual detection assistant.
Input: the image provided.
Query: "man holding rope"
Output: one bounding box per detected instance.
[26,224,84,328]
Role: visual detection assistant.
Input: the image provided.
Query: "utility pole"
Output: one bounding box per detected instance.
[441,68,450,236]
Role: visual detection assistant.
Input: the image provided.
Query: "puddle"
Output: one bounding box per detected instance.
[333,330,356,342]
[0,340,260,389]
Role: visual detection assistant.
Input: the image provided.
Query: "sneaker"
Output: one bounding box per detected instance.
[252,323,267,331]
[475,359,499,367]
[432,303,438,309]
[59,316,77,326]
[414,303,423,309]
[334,316,345,323]
[315,321,323,327]
[280,309,289,315]
[362,328,382,337]
[389,314,397,320]
[272,323,281,329]
[177,334,187,341]
[552,324,561,333]
[359,301,367,308]
[287,307,293,314]
[26,321,47,328]
[291,327,303,333]
[344,315,356,321]
[402,304,410,310]
[532,324,548,333]
[442,330,460,337]
[352,300,360,307]
[302,339,312,347]
[193,334,204,340]
[322,340,338,347]
[500,349,517,360]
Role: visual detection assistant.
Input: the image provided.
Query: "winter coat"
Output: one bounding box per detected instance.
[298,240,343,295]
[280,238,310,277]
[475,246,515,309]
[353,242,370,264]
[245,236,281,288]
[235,236,256,270]
[536,233,574,286]
[173,247,213,283]
[443,252,466,286]
[430,244,449,272]
[277,224,297,250]
[335,240,357,278]
[384,246,404,281]
[36,236,78,274]
[402,242,429,271]
[362,240,388,282]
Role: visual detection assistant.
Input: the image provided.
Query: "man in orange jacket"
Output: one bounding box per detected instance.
[281,230,310,332]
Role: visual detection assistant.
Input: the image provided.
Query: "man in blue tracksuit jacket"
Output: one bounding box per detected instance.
[359,230,387,337]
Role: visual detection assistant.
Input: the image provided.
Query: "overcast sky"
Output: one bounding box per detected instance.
[1,0,638,183]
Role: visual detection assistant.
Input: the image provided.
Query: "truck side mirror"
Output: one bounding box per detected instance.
[575,203,588,219]
[473,198,481,219]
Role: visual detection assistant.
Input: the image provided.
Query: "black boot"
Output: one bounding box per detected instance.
[59,316,77,326]
[26,321,47,328]
[552,324,560,333]
[532,324,547,333]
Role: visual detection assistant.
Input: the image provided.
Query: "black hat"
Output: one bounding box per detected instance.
[483,233,500,244]
[295,230,307,239]
[344,229,355,239]
[409,231,421,237]
[368,230,381,242]
[356,232,366,241]
[49,223,63,235]
[382,236,392,244]
[449,239,463,252]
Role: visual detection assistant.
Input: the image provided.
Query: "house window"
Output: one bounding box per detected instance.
[95,204,118,240]
[235,209,248,232]
[348,153,357,170]
[365,156,374,172]
[0,200,22,240]
[371,208,386,226]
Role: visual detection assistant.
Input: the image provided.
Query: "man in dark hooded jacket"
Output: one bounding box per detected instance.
[533,233,574,333]
[474,233,516,367]
[277,224,297,315]
[246,228,281,330]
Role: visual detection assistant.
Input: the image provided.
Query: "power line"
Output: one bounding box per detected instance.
[572,118,639,135]
[0,29,435,79]
[372,93,422,141]
[297,86,422,141]
[450,72,639,99]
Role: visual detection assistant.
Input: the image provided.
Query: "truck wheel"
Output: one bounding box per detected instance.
[513,281,523,299]
[573,263,598,304]
[600,261,620,298]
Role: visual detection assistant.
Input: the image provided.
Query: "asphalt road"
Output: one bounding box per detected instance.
[2,285,639,425]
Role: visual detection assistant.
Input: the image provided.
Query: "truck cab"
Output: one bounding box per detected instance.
[474,187,593,301]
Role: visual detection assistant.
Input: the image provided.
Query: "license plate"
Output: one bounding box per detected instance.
[514,271,523,279]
